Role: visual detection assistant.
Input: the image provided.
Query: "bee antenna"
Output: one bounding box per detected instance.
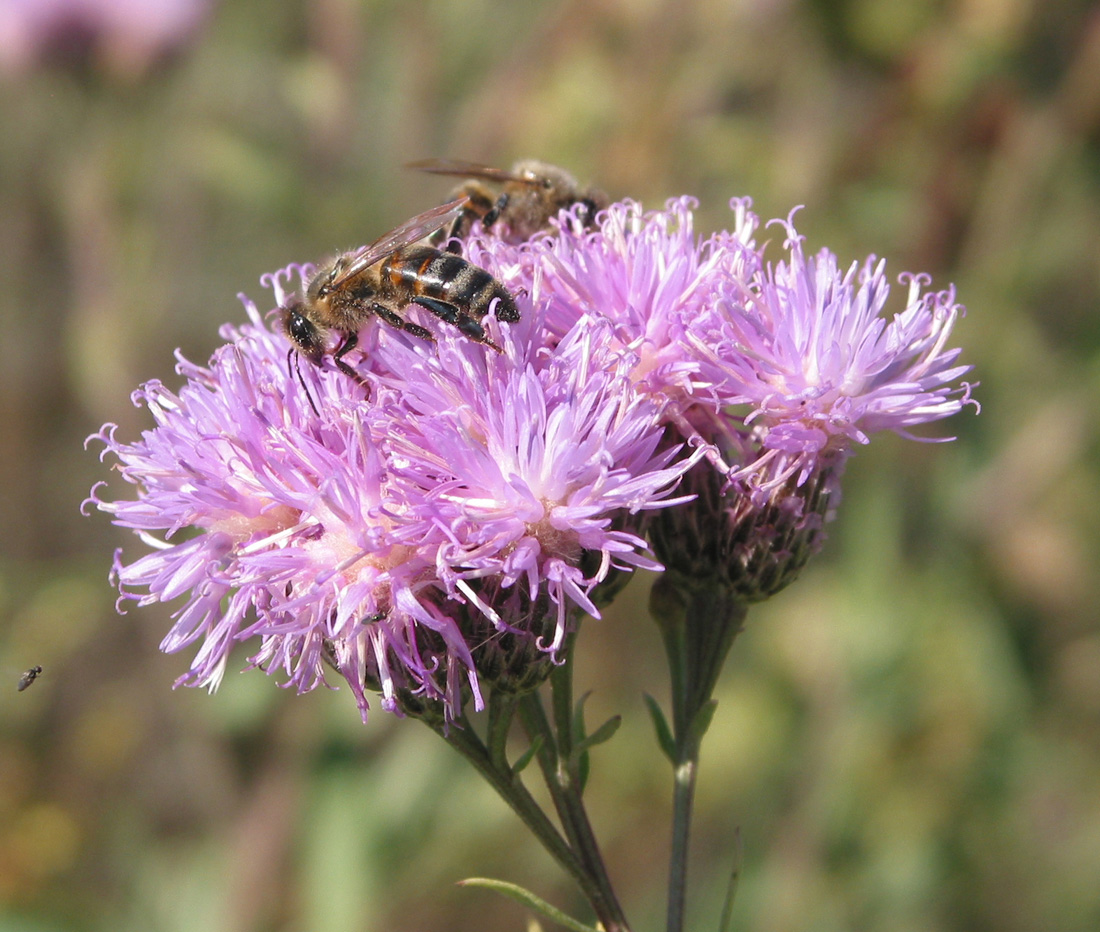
[288,347,321,418]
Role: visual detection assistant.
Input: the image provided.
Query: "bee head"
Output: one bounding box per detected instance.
[282,300,326,366]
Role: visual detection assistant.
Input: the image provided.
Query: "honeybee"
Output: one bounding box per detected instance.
[407,159,608,247]
[282,197,520,394]
[17,665,42,692]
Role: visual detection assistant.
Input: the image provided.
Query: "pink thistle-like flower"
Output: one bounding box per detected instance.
[0,0,210,76]
[373,300,704,657]
[646,209,976,601]
[463,197,761,407]
[85,274,485,721]
[86,253,704,720]
[688,210,976,502]
[86,191,976,715]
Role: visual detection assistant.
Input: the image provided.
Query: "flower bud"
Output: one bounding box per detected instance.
[650,453,839,603]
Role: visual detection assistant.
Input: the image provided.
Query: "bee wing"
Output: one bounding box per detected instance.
[332,197,470,286]
[407,158,538,186]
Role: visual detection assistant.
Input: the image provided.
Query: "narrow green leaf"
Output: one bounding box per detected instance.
[577,747,591,793]
[717,828,743,932]
[511,734,543,775]
[458,877,600,932]
[571,714,622,792]
[689,698,718,745]
[571,691,592,791]
[572,715,621,757]
[644,692,676,763]
[571,690,593,746]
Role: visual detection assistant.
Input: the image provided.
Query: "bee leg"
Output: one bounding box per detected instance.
[411,295,460,325]
[481,192,509,229]
[459,317,503,353]
[438,183,494,251]
[374,304,435,342]
[441,214,468,253]
[579,196,603,226]
[412,297,502,353]
[332,331,368,385]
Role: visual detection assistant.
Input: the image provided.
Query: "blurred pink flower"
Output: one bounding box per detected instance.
[0,0,209,76]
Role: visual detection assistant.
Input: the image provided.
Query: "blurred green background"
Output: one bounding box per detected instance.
[1,0,1098,930]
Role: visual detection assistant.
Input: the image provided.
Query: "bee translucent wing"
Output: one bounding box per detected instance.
[332,197,471,286]
[406,158,536,185]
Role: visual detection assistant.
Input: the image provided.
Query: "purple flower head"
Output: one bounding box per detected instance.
[369,296,705,659]
[462,196,762,409]
[689,210,976,503]
[0,0,210,76]
[86,190,976,712]
[87,249,704,721]
[86,269,485,722]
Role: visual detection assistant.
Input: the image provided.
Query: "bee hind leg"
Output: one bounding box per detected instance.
[412,296,502,353]
[481,192,509,229]
[374,304,435,342]
[438,184,497,251]
[440,214,468,253]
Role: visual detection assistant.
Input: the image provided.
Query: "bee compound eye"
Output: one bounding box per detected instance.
[288,311,313,344]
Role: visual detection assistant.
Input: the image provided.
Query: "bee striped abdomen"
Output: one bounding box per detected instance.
[387,246,519,322]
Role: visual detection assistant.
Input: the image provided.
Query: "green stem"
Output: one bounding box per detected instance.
[667,758,695,932]
[652,574,747,932]
[518,688,632,932]
[426,714,598,908]
[551,633,577,759]
[486,689,518,770]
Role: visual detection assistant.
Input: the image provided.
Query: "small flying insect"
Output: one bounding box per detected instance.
[281,197,520,401]
[407,158,608,247]
[17,665,42,692]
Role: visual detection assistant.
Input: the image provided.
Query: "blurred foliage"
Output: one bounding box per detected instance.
[1,0,1099,930]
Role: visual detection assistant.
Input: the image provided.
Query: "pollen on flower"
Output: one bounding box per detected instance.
[207,504,300,543]
[525,512,584,564]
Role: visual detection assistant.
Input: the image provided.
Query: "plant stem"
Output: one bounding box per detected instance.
[666,755,695,932]
[518,685,632,932]
[430,703,630,931]
[426,715,597,907]
[652,573,747,932]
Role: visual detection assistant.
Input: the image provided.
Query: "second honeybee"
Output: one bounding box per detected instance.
[409,158,608,245]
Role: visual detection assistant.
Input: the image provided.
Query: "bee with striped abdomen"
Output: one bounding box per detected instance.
[282,197,520,394]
